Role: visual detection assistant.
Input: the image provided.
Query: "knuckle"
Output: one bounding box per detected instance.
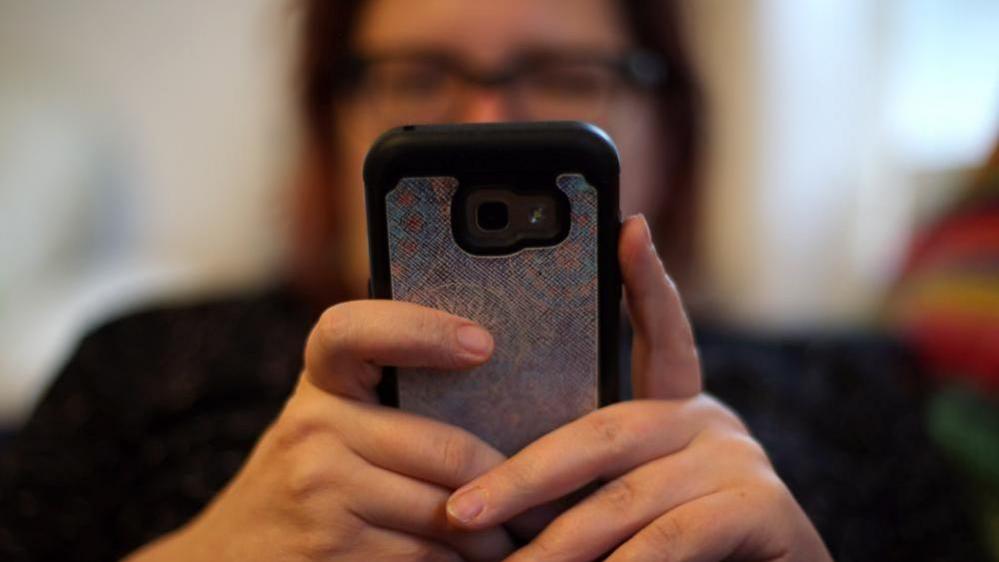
[647,514,687,551]
[497,458,542,497]
[420,312,457,366]
[727,433,771,466]
[695,394,749,432]
[271,406,340,452]
[413,309,440,342]
[527,532,565,561]
[585,409,631,457]
[698,426,765,461]
[269,414,345,501]
[436,431,478,482]
[295,518,359,559]
[594,477,640,516]
[284,452,342,502]
[619,402,662,440]
[317,303,356,353]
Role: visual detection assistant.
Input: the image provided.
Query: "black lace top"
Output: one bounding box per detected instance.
[0,285,987,561]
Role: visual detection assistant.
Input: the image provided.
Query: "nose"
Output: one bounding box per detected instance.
[456,88,514,123]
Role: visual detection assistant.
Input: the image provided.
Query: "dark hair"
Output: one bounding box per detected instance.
[291,0,702,304]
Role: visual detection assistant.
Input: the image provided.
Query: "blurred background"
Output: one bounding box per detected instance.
[1,0,997,429]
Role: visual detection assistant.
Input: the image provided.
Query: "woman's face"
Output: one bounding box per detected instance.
[334,0,662,295]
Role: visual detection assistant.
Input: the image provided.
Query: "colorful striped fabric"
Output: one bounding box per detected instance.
[891,161,999,390]
[890,145,999,559]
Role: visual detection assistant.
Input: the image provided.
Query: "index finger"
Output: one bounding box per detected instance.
[342,396,509,489]
[443,399,733,529]
[284,380,508,489]
[304,299,495,402]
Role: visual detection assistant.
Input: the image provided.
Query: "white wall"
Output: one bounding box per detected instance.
[682,0,999,328]
[0,0,300,425]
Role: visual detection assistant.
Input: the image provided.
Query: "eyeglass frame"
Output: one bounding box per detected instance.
[339,48,667,89]
[330,48,669,125]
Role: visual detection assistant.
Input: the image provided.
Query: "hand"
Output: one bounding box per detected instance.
[126,301,516,562]
[444,215,832,561]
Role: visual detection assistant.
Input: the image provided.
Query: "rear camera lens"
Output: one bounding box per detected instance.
[477,201,509,231]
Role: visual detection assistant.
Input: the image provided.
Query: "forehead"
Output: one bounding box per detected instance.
[353,0,632,61]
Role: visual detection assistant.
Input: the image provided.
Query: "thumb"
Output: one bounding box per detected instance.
[619,214,702,399]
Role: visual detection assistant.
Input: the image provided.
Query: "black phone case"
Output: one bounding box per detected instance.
[364,121,621,455]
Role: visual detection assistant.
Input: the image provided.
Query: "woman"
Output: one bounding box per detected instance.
[0,1,982,560]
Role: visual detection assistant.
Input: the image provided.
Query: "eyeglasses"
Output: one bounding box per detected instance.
[340,49,666,129]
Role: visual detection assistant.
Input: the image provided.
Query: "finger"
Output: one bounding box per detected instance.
[604,492,743,562]
[287,385,506,488]
[445,398,741,529]
[351,525,465,562]
[344,456,514,561]
[304,300,494,402]
[335,398,507,489]
[503,431,754,562]
[619,214,701,399]
[604,490,776,562]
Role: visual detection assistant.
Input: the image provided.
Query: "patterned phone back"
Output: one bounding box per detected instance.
[386,174,599,455]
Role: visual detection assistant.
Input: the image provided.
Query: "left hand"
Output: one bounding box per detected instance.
[444,215,832,561]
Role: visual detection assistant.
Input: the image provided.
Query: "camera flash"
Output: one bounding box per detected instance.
[529,206,545,225]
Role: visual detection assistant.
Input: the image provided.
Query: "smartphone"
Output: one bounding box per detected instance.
[364,121,620,455]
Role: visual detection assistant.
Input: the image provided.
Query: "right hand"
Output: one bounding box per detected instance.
[125,300,516,562]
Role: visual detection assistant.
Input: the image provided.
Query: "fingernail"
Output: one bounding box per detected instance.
[628,213,654,254]
[447,486,487,524]
[637,214,654,250]
[456,325,492,358]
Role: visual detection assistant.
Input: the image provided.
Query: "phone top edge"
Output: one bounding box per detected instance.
[362,121,621,194]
